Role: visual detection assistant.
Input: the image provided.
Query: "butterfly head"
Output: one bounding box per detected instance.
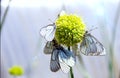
[83,31,91,37]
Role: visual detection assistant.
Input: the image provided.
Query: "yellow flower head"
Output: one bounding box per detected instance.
[8,65,24,76]
[55,13,86,46]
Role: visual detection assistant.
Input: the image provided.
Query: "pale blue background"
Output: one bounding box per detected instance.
[1,0,120,78]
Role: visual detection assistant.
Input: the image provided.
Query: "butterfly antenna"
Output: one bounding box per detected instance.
[61,4,67,12]
[88,26,98,32]
[48,19,54,23]
[58,4,67,17]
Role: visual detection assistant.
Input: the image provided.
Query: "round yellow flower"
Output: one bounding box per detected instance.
[8,65,24,76]
[55,14,86,46]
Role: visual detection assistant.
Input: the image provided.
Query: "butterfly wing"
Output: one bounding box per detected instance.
[61,48,76,67]
[50,48,60,72]
[58,47,76,73]
[80,34,106,56]
[44,41,53,54]
[72,44,80,56]
[58,50,70,73]
[92,35,106,55]
[40,23,56,41]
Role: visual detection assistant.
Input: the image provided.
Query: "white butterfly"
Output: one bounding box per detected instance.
[40,23,56,41]
[49,40,76,73]
[80,31,106,56]
[39,10,67,41]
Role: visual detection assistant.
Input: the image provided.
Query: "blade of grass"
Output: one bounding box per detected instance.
[0,0,12,32]
[72,44,91,78]
[109,2,120,78]
[98,1,120,77]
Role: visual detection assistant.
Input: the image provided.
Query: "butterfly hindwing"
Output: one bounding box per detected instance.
[58,50,70,73]
[44,41,53,54]
[80,33,106,56]
[50,48,60,72]
[61,48,76,67]
[58,47,76,73]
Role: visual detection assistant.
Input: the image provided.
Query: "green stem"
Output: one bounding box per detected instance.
[0,0,12,32]
[108,44,114,78]
[109,3,120,78]
[68,46,74,78]
[70,67,74,78]
[109,5,120,78]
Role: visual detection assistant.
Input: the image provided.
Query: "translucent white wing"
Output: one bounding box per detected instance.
[58,53,70,73]
[50,48,60,72]
[80,33,106,56]
[40,24,56,41]
[44,41,53,54]
[58,48,76,67]
[62,49,75,67]
[72,44,80,56]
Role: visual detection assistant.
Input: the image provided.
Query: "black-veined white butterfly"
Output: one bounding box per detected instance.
[39,10,66,41]
[48,39,76,73]
[80,31,106,56]
[39,23,56,41]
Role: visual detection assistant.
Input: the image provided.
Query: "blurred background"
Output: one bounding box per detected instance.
[1,0,120,78]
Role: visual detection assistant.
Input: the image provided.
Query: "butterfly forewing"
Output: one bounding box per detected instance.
[44,41,53,54]
[80,33,106,56]
[90,34,106,55]
[40,23,56,41]
[50,48,60,72]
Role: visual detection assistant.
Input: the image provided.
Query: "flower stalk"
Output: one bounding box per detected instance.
[68,46,74,78]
